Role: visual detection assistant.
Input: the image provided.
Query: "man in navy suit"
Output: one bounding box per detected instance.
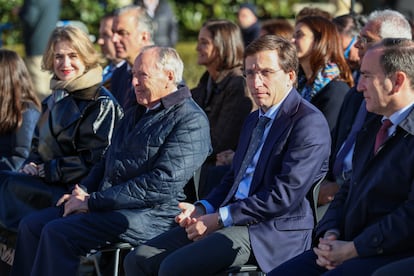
[318,9,412,207]
[269,38,414,276]
[123,35,331,275]
[110,5,153,110]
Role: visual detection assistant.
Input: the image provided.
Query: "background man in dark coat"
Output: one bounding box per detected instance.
[110,5,153,110]
[10,46,211,276]
[237,3,260,47]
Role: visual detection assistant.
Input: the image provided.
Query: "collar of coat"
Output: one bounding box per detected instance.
[393,105,414,136]
[158,85,192,109]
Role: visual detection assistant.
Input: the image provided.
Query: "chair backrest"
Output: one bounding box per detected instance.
[310,178,330,224]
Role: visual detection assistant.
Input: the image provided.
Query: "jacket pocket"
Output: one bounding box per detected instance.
[273,215,314,231]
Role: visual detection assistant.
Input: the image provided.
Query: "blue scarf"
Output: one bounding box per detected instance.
[299,62,340,101]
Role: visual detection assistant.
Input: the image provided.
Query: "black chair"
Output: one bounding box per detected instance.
[84,242,133,276]
[310,177,329,223]
[215,177,326,276]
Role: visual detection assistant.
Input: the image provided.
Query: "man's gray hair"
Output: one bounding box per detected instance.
[115,5,154,42]
[368,9,412,40]
[142,46,184,85]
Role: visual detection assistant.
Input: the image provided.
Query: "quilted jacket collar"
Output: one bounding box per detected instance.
[160,85,191,109]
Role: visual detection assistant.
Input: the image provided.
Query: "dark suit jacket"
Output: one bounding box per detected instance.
[110,62,136,110]
[204,90,331,272]
[316,108,414,257]
[326,86,364,180]
[310,80,350,133]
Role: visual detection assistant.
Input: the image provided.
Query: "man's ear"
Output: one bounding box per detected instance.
[165,70,174,89]
[141,31,151,42]
[391,71,407,94]
[167,70,174,81]
[289,70,296,83]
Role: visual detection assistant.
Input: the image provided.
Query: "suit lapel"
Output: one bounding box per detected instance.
[249,91,300,194]
[223,90,301,203]
[222,114,258,204]
[352,114,382,182]
[354,108,414,182]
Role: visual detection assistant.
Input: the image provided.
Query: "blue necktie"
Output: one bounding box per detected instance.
[332,101,367,178]
[233,116,270,187]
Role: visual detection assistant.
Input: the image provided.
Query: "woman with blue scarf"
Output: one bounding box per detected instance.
[293,16,354,132]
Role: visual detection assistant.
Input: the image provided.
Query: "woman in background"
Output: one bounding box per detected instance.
[293,16,353,131]
[191,19,255,199]
[0,49,41,171]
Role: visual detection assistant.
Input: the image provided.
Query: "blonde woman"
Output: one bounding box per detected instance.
[0,26,123,234]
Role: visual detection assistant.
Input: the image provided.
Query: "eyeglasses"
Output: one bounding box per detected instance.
[244,68,284,79]
[356,35,376,46]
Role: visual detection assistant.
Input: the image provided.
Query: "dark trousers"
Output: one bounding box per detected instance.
[268,249,413,276]
[10,206,143,276]
[373,256,414,276]
[124,225,254,276]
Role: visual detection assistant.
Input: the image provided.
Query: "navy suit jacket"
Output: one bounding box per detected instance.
[316,108,414,257]
[205,90,331,272]
[110,62,137,110]
[326,86,364,180]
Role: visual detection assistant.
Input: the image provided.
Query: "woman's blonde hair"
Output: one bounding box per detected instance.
[42,25,101,73]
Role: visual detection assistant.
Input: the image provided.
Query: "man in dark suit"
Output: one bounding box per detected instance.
[98,13,126,90]
[110,5,153,110]
[123,35,331,275]
[318,9,412,206]
[269,38,414,276]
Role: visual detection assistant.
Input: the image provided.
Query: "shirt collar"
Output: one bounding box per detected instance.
[258,91,290,121]
[385,102,414,126]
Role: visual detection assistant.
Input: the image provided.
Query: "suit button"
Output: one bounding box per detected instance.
[377,248,383,254]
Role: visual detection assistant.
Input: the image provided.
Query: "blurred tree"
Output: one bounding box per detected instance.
[0,0,125,46]
[0,0,23,45]
[176,0,302,39]
[60,0,127,39]
[1,0,327,45]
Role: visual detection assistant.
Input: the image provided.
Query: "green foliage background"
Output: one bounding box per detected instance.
[0,0,305,88]
[0,0,304,45]
[0,0,326,88]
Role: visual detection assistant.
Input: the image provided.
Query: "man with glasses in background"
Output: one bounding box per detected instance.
[317,9,412,208]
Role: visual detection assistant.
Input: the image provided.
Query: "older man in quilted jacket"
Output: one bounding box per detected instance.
[10,46,212,276]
